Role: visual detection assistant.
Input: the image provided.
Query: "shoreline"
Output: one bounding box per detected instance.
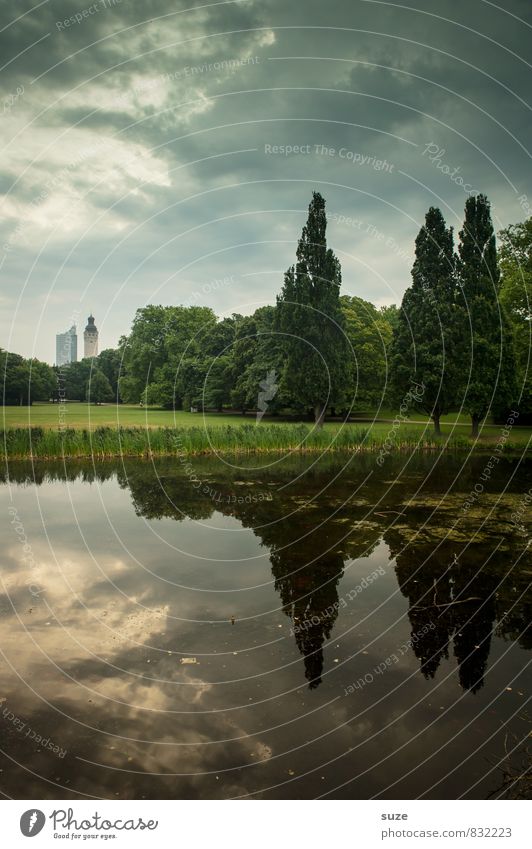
[1,425,528,461]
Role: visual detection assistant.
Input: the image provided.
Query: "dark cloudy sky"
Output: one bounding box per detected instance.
[1,0,531,362]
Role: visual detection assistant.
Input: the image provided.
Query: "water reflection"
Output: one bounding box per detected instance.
[0,453,530,799]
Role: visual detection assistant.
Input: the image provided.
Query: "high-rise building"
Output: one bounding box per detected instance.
[83,314,98,358]
[56,325,77,366]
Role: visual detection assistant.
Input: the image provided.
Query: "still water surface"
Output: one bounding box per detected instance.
[0,453,530,799]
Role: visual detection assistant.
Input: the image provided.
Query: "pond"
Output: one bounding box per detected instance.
[0,452,530,799]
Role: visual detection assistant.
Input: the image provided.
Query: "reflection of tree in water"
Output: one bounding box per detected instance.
[115,459,381,690]
[10,457,528,692]
[271,550,344,688]
[386,532,499,693]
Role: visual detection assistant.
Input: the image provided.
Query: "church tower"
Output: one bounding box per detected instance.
[83,314,99,358]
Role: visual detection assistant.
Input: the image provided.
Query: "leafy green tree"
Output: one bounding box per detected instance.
[62,358,92,401]
[276,192,348,425]
[1,350,55,405]
[203,355,233,411]
[498,217,532,422]
[341,295,394,410]
[118,306,170,404]
[390,207,459,434]
[379,303,399,333]
[96,348,122,401]
[28,359,56,403]
[230,307,286,416]
[200,316,239,411]
[458,195,516,436]
[230,313,258,414]
[119,305,216,408]
[1,350,27,405]
[86,369,113,404]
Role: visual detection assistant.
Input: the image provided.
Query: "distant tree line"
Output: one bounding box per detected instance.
[118,193,398,421]
[2,192,530,429]
[0,347,120,405]
[390,195,528,434]
[118,192,529,432]
[55,348,121,404]
[0,350,56,405]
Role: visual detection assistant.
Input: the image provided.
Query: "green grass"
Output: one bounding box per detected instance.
[1,402,239,430]
[0,401,514,431]
[0,418,529,461]
[0,403,530,459]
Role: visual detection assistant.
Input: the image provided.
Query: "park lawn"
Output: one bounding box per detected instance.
[1,403,530,448]
[1,403,244,430]
[0,402,483,430]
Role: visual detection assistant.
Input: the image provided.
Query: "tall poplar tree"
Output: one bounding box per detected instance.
[276,192,348,425]
[458,194,516,436]
[390,206,459,434]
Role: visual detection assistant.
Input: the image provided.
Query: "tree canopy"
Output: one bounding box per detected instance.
[276,192,349,424]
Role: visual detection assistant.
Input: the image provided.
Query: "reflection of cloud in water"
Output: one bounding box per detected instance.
[0,455,530,799]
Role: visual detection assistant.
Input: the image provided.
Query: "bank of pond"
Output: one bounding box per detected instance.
[0,424,527,460]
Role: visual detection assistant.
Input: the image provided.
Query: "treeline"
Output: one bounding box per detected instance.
[118,192,530,432]
[117,297,397,416]
[390,197,528,434]
[55,348,122,403]
[118,193,399,417]
[0,347,121,405]
[3,193,530,430]
[0,350,56,405]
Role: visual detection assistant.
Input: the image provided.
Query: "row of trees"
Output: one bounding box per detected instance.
[391,197,519,436]
[3,193,530,429]
[118,191,529,433]
[118,193,398,418]
[0,349,57,405]
[392,195,532,433]
[56,348,122,404]
[0,347,121,405]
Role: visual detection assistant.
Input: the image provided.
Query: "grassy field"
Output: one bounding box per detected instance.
[0,401,512,431]
[0,403,530,459]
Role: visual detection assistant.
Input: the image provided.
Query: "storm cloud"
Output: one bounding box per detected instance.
[1,0,531,360]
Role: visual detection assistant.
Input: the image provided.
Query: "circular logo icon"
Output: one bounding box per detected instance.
[20,810,46,837]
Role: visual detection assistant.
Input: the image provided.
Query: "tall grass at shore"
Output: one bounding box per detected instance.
[0,424,485,460]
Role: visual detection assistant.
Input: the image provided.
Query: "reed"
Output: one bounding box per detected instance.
[0,424,514,460]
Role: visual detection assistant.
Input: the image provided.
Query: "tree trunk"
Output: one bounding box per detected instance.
[314,403,325,428]
[433,413,441,436]
[471,414,480,439]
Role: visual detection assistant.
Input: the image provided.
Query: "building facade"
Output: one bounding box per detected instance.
[55,325,77,366]
[83,314,99,358]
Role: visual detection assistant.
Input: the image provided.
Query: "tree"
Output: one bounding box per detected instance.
[201,315,239,411]
[229,307,287,415]
[118,305,217,408]
[380,303,399,333]
[86,369,113,404]
[1,349,55,405]
[118,306,171,404]
[498,217,532,422]
[28,359,56,403]
[390,207,459,434]
[341,295,394,410]
[276,192,349,425]
[458,195,516,436]
[61,358,92,401]
[96,348,122,401]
